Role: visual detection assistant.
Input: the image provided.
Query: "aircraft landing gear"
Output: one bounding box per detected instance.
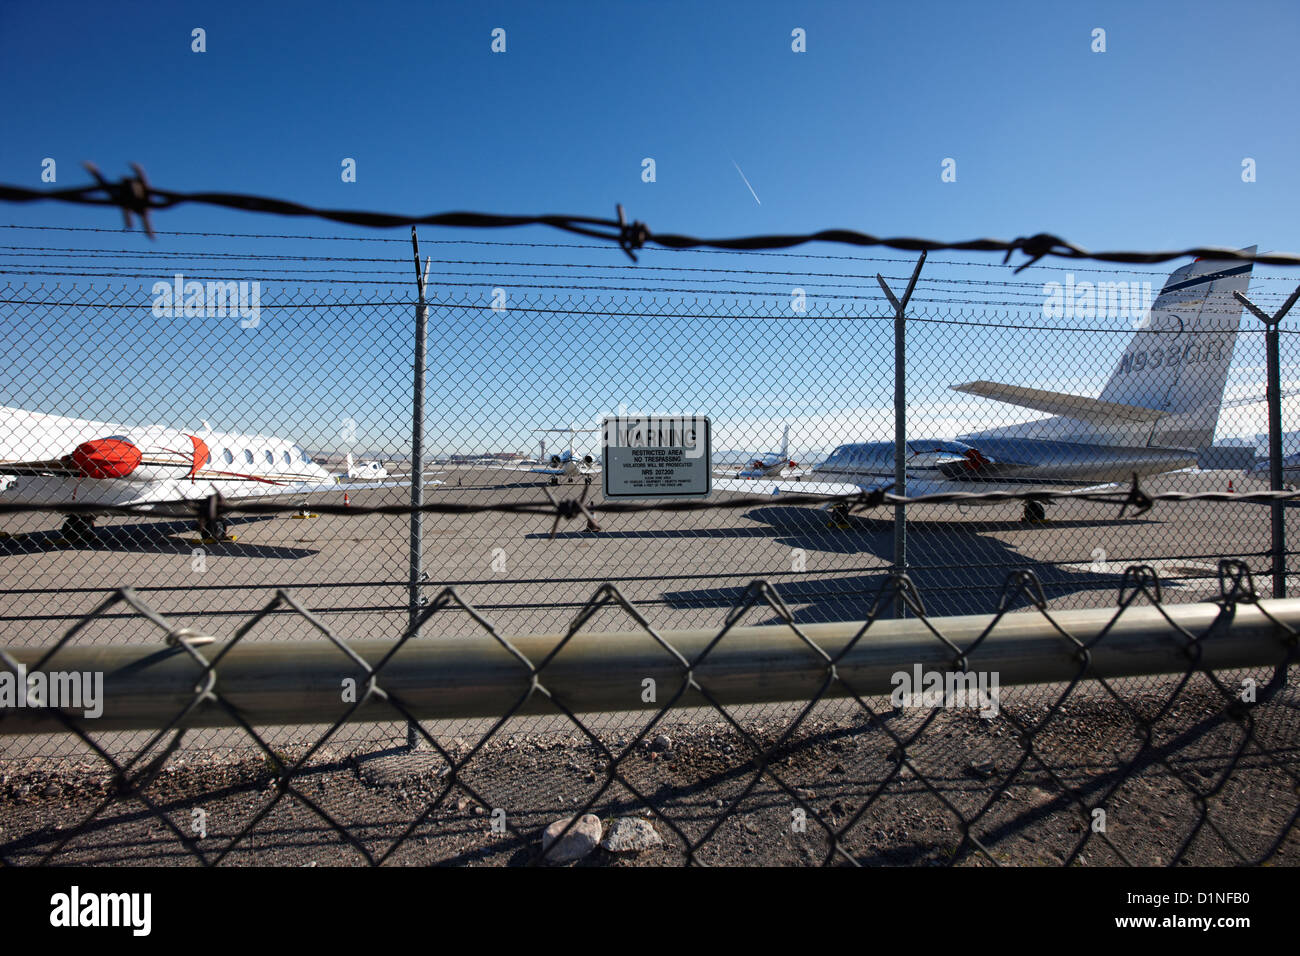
[1022,500,1047,524]
[59,514,97,544]
[196,516,234,543]
[549,477,559,486]
[826,503,853,529]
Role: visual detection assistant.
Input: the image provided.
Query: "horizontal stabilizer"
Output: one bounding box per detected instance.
[952,381,1168,425]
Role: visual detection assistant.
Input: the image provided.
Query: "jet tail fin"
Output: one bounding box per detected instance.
[780,424,789,461]
[959,250,1254,449]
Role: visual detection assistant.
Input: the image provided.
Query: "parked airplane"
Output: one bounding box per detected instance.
[730,424,802,479]
[530,426,600,485]
[0,405,365,542]
[715,251,1256,523]
[1247,453,1300,488]
[344,453,389,480]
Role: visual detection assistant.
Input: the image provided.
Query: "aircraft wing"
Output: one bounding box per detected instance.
[711,476,866,497]
[952,381,1169,424]
[0,457,85,477]
[223,478,444,496]
[328,479,443,490]
[529,466,600,476]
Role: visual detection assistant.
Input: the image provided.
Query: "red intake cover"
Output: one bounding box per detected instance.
[70,438,141,479]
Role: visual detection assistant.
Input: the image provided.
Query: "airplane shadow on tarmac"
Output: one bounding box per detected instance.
[0,515,319,559]
[579,504,1153,624]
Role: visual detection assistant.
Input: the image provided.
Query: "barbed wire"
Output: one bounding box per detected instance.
[6,260,1299,308]
[2,164,1298,271]
[0,289,1287,333]
[5,221,1295,290]
[7,243,1300,288]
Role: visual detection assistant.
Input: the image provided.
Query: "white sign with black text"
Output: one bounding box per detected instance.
[602,415,710,498]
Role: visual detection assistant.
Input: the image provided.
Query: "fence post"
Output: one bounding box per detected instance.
[1234,285,1300,600]
[407,228,432,749]
[876,252,927,617]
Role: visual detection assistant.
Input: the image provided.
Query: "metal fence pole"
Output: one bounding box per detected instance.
[876,252,927,617]
[1235,286,1300,599]
[407,228,432,749]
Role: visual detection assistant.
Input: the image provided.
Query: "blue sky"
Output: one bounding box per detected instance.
[2,1,1299,456]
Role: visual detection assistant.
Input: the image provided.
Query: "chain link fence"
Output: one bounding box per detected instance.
[0,559,1297,866]
[2,237,1300,863]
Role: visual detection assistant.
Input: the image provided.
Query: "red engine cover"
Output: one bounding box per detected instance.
[70,438,142,479]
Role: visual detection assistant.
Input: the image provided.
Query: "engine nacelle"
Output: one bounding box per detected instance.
[550,455,562,467]
[69,439,142,479]
[582,455,594,466]
[67,434,209,482]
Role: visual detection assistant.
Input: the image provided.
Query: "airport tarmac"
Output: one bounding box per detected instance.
[0,465,1291,761]
[0,465,1288,649]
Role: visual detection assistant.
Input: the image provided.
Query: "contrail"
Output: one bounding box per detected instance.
[732,160,761,205]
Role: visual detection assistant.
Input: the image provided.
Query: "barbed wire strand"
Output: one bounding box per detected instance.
[2,165,1298,272]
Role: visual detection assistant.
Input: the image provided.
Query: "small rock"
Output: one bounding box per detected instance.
[600,817,664,853]
[541,814,602,863]
[966,760,997,779]
[794,787,816,800]
[651,734,672,753]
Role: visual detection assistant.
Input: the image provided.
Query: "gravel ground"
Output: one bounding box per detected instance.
[2,674,1298,866]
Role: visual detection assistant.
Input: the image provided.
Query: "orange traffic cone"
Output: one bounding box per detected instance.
[1227,479,1234,493]
[344,492,351,507]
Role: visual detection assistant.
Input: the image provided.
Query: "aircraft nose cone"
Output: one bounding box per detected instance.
[70,438,141,478]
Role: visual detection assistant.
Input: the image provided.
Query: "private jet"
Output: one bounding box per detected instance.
[344,453,389,480]
[0,406,373,542]
[732,424,801,479]
[715,251,1257,523]
[530,426,600,485]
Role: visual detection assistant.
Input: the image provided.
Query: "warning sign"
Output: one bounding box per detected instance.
[602,415,711,499]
